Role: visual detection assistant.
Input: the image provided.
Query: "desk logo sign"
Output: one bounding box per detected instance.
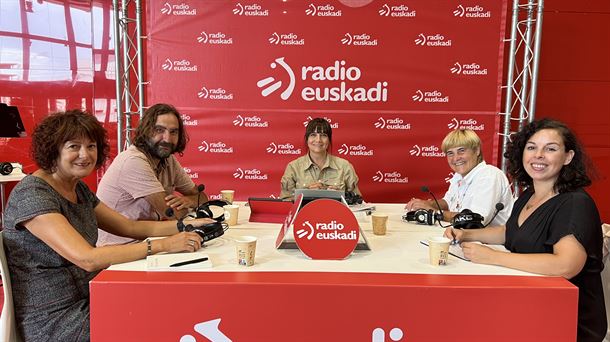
[293,199,359,259]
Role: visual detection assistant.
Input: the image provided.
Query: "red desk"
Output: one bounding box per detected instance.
[90,203,578,341]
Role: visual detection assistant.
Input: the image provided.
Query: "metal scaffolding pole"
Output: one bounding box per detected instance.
[501,0,544,179]
[112,0,145,152]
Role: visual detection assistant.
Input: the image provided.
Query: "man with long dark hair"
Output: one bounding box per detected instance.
[96,103,208,246]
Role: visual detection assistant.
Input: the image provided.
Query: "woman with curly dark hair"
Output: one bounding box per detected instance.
[444,118,606,341]
[2,110,212,341]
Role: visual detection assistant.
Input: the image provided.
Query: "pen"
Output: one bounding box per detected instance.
[169,257,209,267]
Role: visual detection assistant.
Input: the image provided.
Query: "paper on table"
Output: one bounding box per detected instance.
[419,240,509,261]
[146,253,212,271]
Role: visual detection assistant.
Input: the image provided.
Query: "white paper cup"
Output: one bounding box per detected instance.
[428,236,451,266]
[220,190,235,204]
[235,236,257,266]
[371,213,389,235]
[223,204,239,226]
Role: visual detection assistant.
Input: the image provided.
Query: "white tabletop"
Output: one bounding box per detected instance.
[108,202,535,277]
[0,173,25,183]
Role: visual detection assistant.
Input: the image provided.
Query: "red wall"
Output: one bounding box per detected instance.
[1,0,608,221]
[534,0,610,221]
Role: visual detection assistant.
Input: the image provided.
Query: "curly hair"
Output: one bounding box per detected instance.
[133,103,188,155]
[504,118,591,193]
[304,118,332,147]
[31,110,109,172]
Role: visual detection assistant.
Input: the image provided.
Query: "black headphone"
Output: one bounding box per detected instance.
[345,191,363,205]
[173,200,230,243]
[403,209,443,225]
[0,162,13,176]
[452,209,484,229]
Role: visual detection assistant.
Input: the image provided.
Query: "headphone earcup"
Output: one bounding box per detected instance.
[0,162,13,176]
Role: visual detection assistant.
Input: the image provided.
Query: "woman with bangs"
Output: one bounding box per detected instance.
[280,118,361,200]
[406,129,514,226]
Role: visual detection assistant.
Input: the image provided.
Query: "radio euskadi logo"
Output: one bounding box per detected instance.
[266,142,301,155]
[453,4,491,18]
[198,141,234,154]
[232,3,269,16]
[409,144,445,157]
[196,31,233,45]
[340,33,378,46]
[338,144,374,157]
[296,220,356,241]
[232,115,269,128]
[180,318,231,342]
[197,85,233,100]
[447,117,485,131]
[374,117,411,130]
[378,4,416,17]
[268,32,305,46]
[180,114,197,126]
[303,116,339,128]
[412,89,449,103]
[161,58,198,72]
[450,62,488,76]
[160,2,197,16]
[414,33,452,47]
[372,171,408,184]
[305,3,342,17]
[233,167,268,180]
[257,57,389,102]
[445,172,455,183]
[183,167,199,179]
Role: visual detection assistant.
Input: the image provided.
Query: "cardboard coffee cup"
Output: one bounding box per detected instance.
[235,236,257,266]
[223,204,239,226]
[428,236,451,266]
[371,213,389,235]
[220,190,235,204]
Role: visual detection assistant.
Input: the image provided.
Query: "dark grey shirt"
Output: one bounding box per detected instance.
[3,175,100,341]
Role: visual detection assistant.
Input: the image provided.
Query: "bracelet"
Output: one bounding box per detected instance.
[145,238,152,256]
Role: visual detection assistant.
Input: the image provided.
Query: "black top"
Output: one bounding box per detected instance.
[506,188,607,342]
[3,175,99,341]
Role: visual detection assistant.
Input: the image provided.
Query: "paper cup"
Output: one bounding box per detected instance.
[428,236,451,266]
[235,236,257,266]
[223,204,239,226]
[220,190,235,204]
[371,213,389,235]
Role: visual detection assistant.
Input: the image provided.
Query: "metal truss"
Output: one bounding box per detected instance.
[500,0,544,173]
[112,0,146,151]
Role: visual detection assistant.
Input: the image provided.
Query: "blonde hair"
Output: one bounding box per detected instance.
[441,129,483,163]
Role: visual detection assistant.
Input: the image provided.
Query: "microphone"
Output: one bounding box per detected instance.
[420,186,447,227]
[165,207,174,218]
[481,202,505,228]
[196,184,205,209]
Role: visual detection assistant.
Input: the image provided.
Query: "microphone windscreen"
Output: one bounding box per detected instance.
[197,184,205,192]
[165,207,174,217]
[420,186,430,193]
[496,203,505,211]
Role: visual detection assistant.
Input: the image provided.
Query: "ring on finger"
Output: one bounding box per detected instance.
[188,240,195,247]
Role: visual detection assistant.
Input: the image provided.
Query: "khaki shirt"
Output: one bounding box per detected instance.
[280,154,361,199]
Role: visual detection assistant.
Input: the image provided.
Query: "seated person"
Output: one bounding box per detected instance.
[96,103,207,246]
[444,119,606,341]
[406,129,514,226]
[3,110,212,340]
[280,118,361,200]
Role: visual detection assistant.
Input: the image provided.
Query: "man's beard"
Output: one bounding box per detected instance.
[146,139,175,159]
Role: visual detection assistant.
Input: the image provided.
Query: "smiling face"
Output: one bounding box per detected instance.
[445,146,480,177]
[146,113,179,159]
[55,137,98,180]
[307,131,330,154]
[522,128,575,185]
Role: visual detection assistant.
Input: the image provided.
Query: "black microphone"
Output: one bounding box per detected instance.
[196,184,205,208]
[420,186,448,227]
[165,207,174,218]
[481,202,505,228]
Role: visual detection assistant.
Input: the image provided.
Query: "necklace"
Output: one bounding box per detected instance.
[525,192,555,211]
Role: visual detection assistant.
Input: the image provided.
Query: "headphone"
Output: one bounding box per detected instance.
[179,200,229,242]
[0,162,13,176]
[452,209,484,229]
[345,191,363,205]
[403,209,443,225]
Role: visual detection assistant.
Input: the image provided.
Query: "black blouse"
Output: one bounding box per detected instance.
[506,188,607,342]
